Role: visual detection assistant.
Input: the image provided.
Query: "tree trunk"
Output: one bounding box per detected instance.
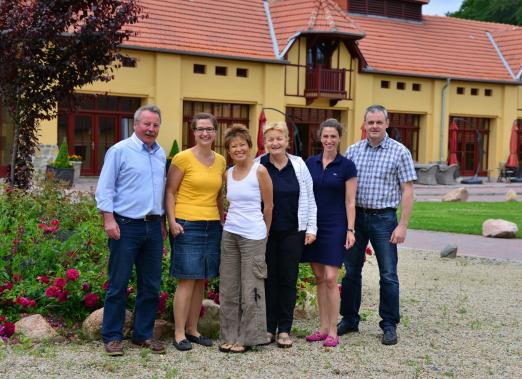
[9,119,20,188]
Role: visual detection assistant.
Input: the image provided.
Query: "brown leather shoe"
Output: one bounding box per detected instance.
[132,339,166,354]
[105,340,124,356]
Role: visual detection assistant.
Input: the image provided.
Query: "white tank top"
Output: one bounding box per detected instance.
[224,162,267,240]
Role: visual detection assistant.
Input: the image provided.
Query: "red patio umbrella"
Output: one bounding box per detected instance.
[506,120,519,168]
[256,110,266,157]
[360,121,367,140]
[448,121,458,165]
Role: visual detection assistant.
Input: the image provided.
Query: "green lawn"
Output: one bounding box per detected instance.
[406,202,522,238]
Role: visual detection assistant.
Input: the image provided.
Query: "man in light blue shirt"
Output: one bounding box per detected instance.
[95,104,166,356]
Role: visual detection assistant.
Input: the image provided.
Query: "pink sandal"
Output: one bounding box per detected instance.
[323,335,340,347]
[306,331,328,342]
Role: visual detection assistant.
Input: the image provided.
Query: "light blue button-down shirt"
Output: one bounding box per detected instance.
[95,133,166,218]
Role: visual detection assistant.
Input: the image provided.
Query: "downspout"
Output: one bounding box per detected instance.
[440,78,451,162]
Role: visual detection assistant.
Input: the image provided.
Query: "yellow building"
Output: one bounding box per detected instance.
[1,0,521,178]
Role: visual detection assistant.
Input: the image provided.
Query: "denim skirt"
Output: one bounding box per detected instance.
[170,218,222,279]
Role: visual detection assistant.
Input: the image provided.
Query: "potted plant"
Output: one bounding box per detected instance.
[166,139,180,173]
[46,139,74,187]
[68,154,83,180]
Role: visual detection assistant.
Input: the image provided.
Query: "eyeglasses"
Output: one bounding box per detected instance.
[195,127,216,133]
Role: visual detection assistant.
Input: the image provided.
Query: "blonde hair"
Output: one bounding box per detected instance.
[263,121,289,140]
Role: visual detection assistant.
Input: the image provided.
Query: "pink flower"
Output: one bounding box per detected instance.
[29,299,37,308]
[50,219,59,226]
[37,275,50,284]
[53,277,66,288]
[102,280,110,291]
[158,291,169,314]
[57,290,69,303]
[16,296,31,308]
[126,287,134,295]
[83,293,99,308]
[45,285,61,298]
[66,268,79,281]
[82,282,90,292]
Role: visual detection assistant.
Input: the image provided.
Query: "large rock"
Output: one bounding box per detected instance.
[442,187,469,202]
[15,314,58,341]
[482,219,519,239]
[505,189,518,202]
[82,308,133,340]
[153,319,174,340]
[197,299,220,338]
[293,290,318,320]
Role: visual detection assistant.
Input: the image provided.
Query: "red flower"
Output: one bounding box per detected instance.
[82,282,90,292]
[126,287,134,295]
[199,304,206,318]
[12,274,22,282]
[83,293,99,308]
[45,285,61,298]
[15,296,30,308]
[50,219,59,226]
[0,316,5,322]
[66,268,79,281]
[29,299,37,308]
[53,277,66,288]
[102,280,110,291]
[57,290,69,303]
[158,291,169,314]
[0,322,15,338]
[37,275,50,284]
[365,246,374,256]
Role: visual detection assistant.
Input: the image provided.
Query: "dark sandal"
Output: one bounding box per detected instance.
[277,334,293,348]
[219,343,233,352]
[230,344,251,353]
[186,333,213,347]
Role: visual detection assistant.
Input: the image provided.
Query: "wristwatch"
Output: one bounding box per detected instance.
[347,228,354,233]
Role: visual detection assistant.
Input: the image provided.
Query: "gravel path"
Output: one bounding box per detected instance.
[1,248,521,378]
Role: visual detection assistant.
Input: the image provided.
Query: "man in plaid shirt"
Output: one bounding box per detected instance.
[338,105,417,345]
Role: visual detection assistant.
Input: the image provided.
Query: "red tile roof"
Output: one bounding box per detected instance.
[351,14,518,82]
[490,28,522,79]
[269,0,364,54]
[126,0,276,61]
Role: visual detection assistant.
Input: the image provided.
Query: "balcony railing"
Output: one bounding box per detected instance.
[304,66,347,102]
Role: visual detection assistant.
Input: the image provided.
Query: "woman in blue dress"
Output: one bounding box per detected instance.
[302,118,357,347]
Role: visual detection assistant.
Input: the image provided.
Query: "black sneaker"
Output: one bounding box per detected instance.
[337,319,359,336]
[381,328,398,345]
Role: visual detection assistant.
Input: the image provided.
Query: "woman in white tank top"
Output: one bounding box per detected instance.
[219,125,273,353]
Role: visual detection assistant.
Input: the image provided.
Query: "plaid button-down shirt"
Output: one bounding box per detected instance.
[345,134,417,209]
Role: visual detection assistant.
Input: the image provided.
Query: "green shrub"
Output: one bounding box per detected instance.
[167,139,180,160]
[50,139,72,168]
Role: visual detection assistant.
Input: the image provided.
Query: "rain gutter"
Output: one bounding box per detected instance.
[264,0,282,60]
[486,31,516,80]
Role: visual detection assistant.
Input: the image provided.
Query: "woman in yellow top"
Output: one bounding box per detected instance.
[165,112,226,351]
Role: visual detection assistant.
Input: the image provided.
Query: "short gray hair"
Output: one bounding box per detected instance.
[134,104,162,123]
[364,105,388,121]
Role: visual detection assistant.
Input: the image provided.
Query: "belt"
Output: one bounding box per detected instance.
[356,207,396,215]
[114,213,161,222]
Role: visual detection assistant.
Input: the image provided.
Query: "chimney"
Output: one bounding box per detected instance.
[336,0,348,10]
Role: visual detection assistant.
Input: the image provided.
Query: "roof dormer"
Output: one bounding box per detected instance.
[337,0,427,21]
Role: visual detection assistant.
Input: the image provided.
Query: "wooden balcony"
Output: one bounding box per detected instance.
[304,66,347,105]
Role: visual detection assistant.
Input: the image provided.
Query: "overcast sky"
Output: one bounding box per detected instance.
[423,0,465,16]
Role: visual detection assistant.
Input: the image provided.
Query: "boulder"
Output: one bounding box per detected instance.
[440,244,458,258]
[82,308,133,340]
[442,187,469,202]
[15,314,58,341]
[153,319,174,340]
[293,290,318,320]
[482,219,519,239]
[197,299,220,338]
[505,189,518,202]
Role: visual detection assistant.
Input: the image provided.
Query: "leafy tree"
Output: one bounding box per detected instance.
[0,0,143,189]
[448,0,522,25]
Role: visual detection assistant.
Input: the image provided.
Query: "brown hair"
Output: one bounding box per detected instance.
[224,124,252,150]
[319,118,343,137]
[191,112,218,130]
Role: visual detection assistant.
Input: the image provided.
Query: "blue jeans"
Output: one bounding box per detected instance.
[340,208,400,331]
[102,216,163,343]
